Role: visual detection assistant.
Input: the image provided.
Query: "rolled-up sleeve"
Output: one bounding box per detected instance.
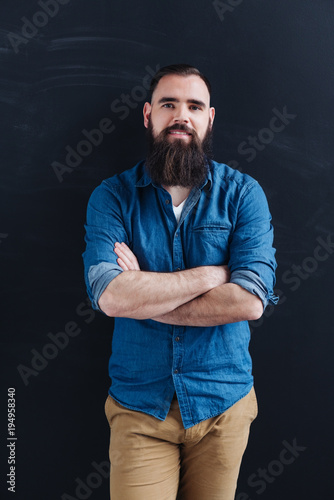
[228,181,279,309]
[82,181,129,311]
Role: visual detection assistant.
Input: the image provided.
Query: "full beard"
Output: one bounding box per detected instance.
[145,118,213,188]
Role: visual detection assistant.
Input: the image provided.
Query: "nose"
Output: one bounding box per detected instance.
[172,104,189,124]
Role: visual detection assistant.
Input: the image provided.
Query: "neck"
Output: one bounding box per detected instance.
[162,185,191,207]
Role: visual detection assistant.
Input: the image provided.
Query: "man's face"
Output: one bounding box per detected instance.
[143,74,215,188]
[143,74,215,143]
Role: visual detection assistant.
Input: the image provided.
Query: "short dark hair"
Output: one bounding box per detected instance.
[149,64,212,99]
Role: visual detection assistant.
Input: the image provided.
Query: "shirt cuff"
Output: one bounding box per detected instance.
[230,269,279,310]
[87,262,123,311]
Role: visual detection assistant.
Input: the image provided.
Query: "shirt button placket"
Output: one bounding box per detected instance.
[173,230,182,272]
[173,326,184,377]
[172,227,184,376]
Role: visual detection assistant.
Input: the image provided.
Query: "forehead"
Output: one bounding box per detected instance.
[152,74,210,105]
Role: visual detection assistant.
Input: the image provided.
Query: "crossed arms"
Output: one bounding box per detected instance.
[98,242,263,327]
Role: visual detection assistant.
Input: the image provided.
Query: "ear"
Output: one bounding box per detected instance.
[143,102,151,129]
[209,107,215,127]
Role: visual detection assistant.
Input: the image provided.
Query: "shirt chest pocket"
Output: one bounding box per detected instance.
[188,222,232,267]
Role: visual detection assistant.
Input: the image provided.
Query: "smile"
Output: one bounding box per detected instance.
[169,130,192,136]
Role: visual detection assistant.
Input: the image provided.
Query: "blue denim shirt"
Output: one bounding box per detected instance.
[83,160,278,429]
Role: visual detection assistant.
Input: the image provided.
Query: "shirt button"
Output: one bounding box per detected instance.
[174,369,178,374]
[175,336,180,342]
[175,233,179,238]
[176,267,181,271]
[165,199,170,205]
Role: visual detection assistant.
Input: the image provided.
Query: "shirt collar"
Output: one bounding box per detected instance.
[135,167,153,188]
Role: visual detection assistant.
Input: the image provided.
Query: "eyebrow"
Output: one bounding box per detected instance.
[157,97,206,108]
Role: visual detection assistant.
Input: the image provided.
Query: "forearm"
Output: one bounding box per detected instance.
[152,283,264,327]
[98,267,223,319]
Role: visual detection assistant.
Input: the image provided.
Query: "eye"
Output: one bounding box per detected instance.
[162,103,174,108]
[190,105,201,111]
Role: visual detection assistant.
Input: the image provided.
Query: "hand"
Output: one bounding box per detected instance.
[114,242,141,271]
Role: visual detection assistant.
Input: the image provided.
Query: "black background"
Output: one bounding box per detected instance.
[1,1,333,499]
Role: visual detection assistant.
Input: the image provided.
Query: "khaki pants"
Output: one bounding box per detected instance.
[105,387,258,500]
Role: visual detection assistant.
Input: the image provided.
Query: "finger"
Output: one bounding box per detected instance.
[117,242,140,270]
[114,247,135,269]
[117,257,129,271]
[115,242,133,259]
[119,242,136,259]
[120,243,140,270]
[115,246,140,271]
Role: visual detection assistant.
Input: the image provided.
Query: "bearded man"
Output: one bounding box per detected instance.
[83,64,278,500]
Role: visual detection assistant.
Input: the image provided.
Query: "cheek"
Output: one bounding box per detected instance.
[152,114,169,132]
[196,125,207,141]
[196,118,211,139]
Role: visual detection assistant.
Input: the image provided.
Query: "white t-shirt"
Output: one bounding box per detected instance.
[173,199,187,223]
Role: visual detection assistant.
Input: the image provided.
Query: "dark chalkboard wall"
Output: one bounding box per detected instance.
[1,1,333,499]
